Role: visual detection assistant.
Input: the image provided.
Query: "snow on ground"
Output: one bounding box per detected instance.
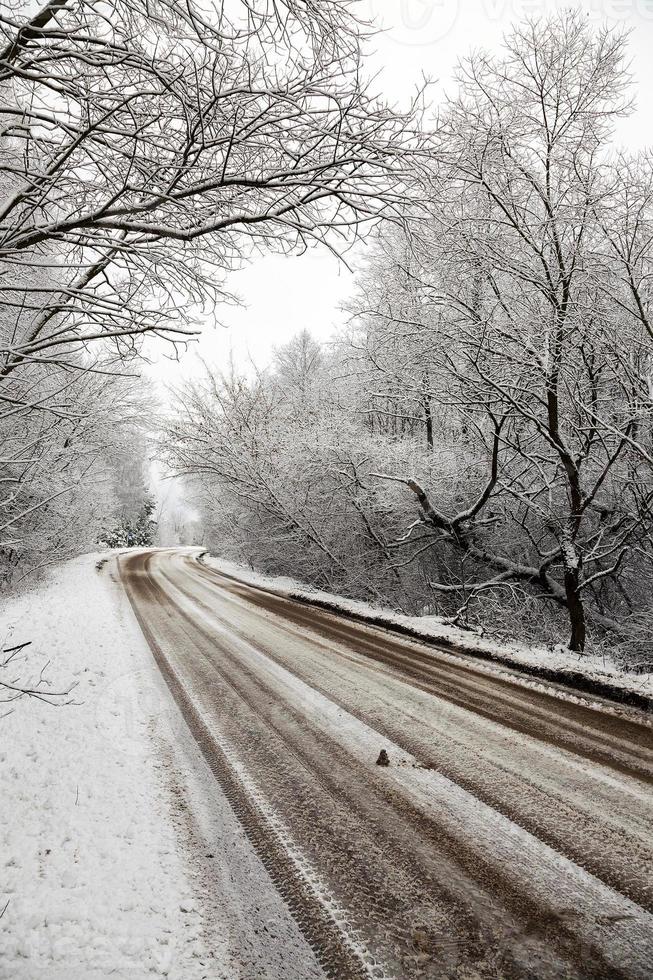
[0,551,215,980]
[203,556,653,706]
[2,547,648,976]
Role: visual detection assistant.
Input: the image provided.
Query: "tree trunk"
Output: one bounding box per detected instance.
[424,396,433,449]
[564,564,586,651]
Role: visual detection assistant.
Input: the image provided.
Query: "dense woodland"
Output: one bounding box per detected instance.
[0,0,412,580]
[2,3,653,664]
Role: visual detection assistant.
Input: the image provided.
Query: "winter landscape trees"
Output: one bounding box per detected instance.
[3,2,652,663]
[4,10,653,978]
[164,13,653,664]
[0,0,413,579]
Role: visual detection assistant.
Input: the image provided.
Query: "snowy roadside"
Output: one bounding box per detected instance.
[201,555,653,712]
[0,550,213,978]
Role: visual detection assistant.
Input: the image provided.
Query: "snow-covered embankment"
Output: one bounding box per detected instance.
[0,552,211,979]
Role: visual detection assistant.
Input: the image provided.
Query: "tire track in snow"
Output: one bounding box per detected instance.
[120,552,393,980]
[121,549,653,979]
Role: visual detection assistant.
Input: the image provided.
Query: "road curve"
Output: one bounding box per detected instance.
[119,548,653,980]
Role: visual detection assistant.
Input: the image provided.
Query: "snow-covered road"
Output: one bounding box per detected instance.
[121,548,653,980]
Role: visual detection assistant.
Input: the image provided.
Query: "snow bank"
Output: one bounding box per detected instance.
[0,552,212,980]
[202,556,653,712]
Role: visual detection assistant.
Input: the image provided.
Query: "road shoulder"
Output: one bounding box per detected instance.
[200,554,653,714]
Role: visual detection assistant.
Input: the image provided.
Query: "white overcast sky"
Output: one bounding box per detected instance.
[148,0,653,387]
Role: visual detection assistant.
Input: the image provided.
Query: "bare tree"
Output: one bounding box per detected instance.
[371,13,652,650]
[0,0,417,377]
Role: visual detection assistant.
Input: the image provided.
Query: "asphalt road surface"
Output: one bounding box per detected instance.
[120,549,653,980]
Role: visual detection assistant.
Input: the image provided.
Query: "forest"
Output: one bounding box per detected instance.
[2,2,653,665]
